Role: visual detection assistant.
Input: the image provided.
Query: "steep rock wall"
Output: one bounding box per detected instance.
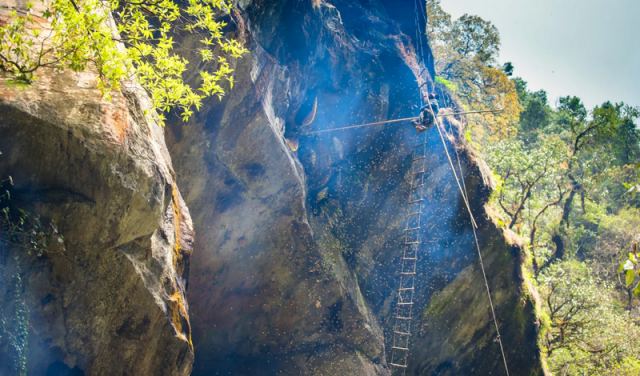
[0,68,194,374]
[167,2,387,374]
[168,0,542,375]
[0,0,544,375]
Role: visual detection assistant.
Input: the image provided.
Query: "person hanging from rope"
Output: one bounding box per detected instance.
[413,92,440,132]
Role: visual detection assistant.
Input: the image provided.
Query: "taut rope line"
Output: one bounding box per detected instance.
[426,88,511,376]
[301,109,502,136]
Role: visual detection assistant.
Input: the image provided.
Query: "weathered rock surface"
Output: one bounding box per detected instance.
[408,150,542,375]
[167,0,543,375]
[166,2,387,374]
[0,69,194,375]
[0,0,544,375]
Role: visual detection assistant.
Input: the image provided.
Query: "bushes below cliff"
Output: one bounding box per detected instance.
[427,1,640,373]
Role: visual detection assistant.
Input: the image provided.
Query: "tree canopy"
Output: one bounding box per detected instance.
[0,0,247,122]
[426,1,640,373]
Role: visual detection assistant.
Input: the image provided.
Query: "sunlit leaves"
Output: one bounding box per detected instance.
[619,243,640,298]
[487,136,567,230]
[0,0,247,123]
[426,1,518,142]
[449,14,499,65]
[426,2,640,374]
[540,260,640,375]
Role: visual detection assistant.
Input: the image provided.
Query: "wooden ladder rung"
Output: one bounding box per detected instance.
[388,143,428,370]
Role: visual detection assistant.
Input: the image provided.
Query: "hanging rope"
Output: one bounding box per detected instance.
[416,0,509,370]
[302,116,418,135]
[425,86,511,376]
[409,5,511,373]
[414,0,424,109]
[301,109,502,136]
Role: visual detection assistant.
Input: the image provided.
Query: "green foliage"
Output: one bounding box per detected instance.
[491,66,640,376]
[620,244,640,299]
[427,2,640,372]
[449,14,500,65]
[487,136,567,227]
[0,0,247,123]
[513,79,551,139]
[426,0,451,39]
[435,75,457,92]
[539,260,640,375]
[427,1,520,142]
[501,61,513,76]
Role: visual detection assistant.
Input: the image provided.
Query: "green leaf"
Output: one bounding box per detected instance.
[625,269,636,287]
[0,0,247,123]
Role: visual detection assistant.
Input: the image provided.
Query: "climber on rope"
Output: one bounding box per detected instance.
[413,92,439,132]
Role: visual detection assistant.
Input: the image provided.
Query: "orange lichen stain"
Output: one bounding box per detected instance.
[102,96,130,144]
[167,185,193,348]
[171,184,183,267]
[168,290,193,348]
[171,183,193,274]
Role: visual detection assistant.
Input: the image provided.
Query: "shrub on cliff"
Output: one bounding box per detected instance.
[0,0,247,122]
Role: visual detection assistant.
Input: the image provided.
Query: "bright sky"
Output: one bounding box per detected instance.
[440,0,640,109]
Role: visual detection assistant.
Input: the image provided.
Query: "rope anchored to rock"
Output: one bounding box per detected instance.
[301,109,502,136]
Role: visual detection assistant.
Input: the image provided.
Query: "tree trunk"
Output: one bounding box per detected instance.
[552,233,565,261]
[554,174,580,262]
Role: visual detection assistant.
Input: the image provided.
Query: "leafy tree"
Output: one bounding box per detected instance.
[426,0,452,43]
[449,65,521,143]
[607,105,640,165]
[426,1,518,142]
[540,260,640,375]
[426,3,640,373]
[487,136,568,273]
[428,2,500,81]
[488,137,565,230]
[546,99,633,261]
[0,0,247,122]
[514,80,551,139]
[449,14,499,65]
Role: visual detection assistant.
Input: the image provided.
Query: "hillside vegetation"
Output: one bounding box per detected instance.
[428,1,640,373]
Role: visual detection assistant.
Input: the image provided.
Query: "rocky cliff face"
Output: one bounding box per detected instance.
[0,0,542,375]
[167,0,542,375]
[0,70,194,374]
